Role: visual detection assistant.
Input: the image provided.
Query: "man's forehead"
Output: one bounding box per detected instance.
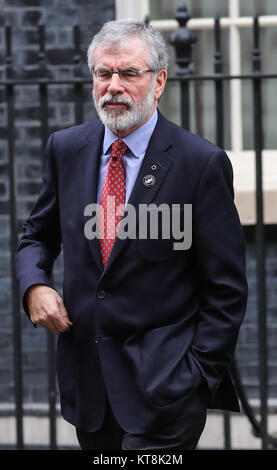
[93,38,149,66]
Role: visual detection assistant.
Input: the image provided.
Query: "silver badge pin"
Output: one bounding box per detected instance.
[143,174,156,187]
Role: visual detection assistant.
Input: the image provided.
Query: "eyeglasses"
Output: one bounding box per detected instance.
[93,67,160,84]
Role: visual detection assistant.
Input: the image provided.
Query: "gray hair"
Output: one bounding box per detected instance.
[87,19,169,73]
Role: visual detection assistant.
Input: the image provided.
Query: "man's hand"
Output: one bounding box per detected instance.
[26,284,73,335]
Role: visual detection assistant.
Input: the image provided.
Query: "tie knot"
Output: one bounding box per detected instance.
[111,139,127,158]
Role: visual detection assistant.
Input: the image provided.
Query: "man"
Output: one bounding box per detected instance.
[15,19,248,450]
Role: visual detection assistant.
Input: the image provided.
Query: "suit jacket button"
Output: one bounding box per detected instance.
[97,289,106,299]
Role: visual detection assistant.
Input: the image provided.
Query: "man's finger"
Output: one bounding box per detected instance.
[49,304,72,333]
[58,301,73,326]
[51,316,69,334]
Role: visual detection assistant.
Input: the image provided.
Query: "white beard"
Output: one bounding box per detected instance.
[93,81,156,132]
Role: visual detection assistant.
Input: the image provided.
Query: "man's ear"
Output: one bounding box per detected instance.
[154,69,167,101]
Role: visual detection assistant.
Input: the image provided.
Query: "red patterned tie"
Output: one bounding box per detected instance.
[99,139,127,268]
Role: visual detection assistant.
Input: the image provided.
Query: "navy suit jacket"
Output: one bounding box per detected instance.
[15,111,248,432]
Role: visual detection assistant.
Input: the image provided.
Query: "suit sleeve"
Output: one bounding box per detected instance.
[15,133,62,317]
[189,149,248,395]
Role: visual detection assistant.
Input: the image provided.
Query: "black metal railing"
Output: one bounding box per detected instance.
[1,4,277,450]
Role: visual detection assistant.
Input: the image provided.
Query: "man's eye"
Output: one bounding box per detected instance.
[98,70,111,78]
[122,70,138,79]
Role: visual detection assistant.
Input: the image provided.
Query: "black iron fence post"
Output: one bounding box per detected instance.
[214,16,231,450]
[73,25,84,125]
[5,25,24,450]
[169,5,197,130]
[38,25,49,152]
[214,16,224,148]
[38,25,57,450]
[252,15,268,450]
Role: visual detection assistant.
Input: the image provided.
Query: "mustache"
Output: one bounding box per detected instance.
[98,93,133,109]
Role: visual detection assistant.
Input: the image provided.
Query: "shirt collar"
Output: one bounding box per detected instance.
[103,109,158,158]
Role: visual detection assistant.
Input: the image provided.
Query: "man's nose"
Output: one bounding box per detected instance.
[107,73,125,94]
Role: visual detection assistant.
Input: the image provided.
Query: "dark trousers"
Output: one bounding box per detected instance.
[76,389,207,451]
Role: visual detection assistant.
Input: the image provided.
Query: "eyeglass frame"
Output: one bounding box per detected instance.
[92,67,161,83]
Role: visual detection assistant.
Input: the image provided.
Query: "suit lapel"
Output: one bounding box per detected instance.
[102,113,174,276]
[80,120,104,272]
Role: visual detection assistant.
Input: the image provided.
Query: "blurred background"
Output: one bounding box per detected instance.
[0,0,277,450]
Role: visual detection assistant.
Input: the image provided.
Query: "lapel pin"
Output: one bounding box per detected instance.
[151,164,157,171]
[143,174,156,187]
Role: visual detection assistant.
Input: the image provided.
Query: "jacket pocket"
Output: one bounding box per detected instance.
[139,321,202,407]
